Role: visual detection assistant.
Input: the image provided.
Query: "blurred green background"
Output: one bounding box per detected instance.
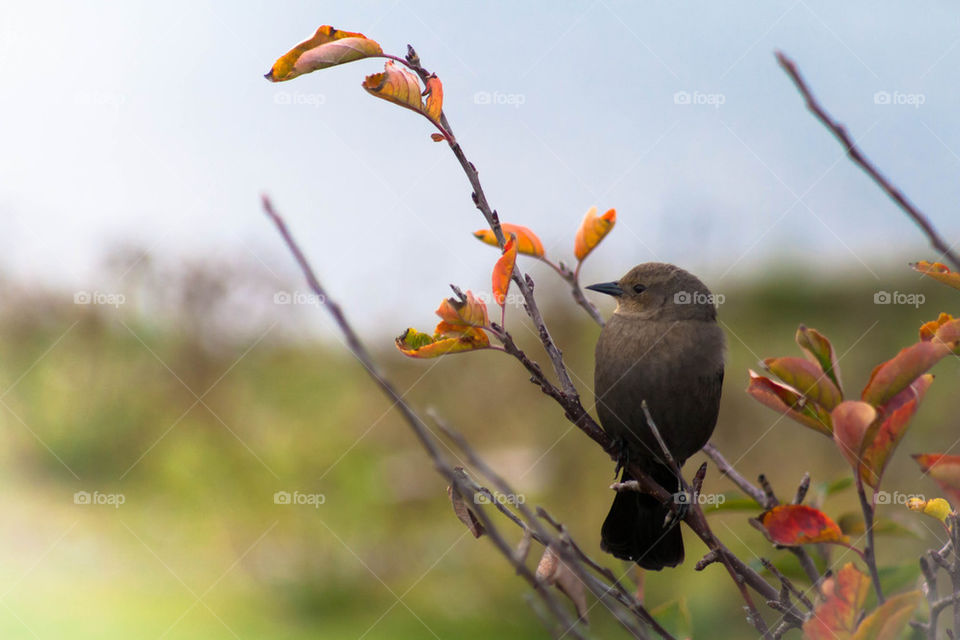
[0,251,957,639]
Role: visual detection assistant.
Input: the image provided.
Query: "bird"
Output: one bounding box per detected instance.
[586,263,725,570]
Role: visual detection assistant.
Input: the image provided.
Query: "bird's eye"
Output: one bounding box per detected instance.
[633,284,647,294]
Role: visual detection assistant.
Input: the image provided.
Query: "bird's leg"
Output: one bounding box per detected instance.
[612,436,630,479]
[663,473,690,530]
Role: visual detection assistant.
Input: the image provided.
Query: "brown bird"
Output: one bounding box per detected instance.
[587,263,724,570]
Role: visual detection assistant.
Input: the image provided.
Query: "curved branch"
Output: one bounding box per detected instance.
[776,51,960,270]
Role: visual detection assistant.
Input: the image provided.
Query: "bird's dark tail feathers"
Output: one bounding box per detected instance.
[601,463,683,570]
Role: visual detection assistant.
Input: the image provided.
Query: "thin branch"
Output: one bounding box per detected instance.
[263,195,585,638]
[702,443,821,587]
[776,51,960,271]
[433,412,670,640]
[540,257,605,327]
[856,474,885,603]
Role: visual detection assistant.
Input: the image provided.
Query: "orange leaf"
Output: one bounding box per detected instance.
[831,401,877,471]
[574,207,616,262]
[435,290,489,331]
[919,312,954,341]
[758,504,849,546]
[796,325,843,393]
[395,327,488,358]
[492,235,518,308]
[803,563,869,640]
[473,224,545,257]
[362,62,445,128]
[912,260,960,290]
[423,75,443,123]
[746,370,832,435]
[850,590,921,640]
[430,133,447,142]
[861,339,957,406]
[765,356,843,411]
[913,453,960,507]
[265,25,383,82]
[859,374,932,488]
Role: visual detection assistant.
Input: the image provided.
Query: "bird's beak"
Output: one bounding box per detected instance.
[585,281,624,297]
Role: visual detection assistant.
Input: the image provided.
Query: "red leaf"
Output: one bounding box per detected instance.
[913,453,960,507]
[746,370,832,435]
[831,401,877,471]
[861,338,957,407]
[859,375,933,488]
[758,504,849,546]
[802,563,870,640]
[796,325,843,393]
[765,356,843,411]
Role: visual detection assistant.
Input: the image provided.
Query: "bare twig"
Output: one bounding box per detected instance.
[540,257,605,327]
[703,442,767,505]
[263,196,586,639]
[435,415,664,639]
[702,443,821,586]
[776,51,960,271]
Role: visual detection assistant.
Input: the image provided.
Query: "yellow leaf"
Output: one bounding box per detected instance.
[912,260,960,291]
[850,591,921,640]
[265,25,382,82]
[906,497,953,523]
[574,206,616,262]
[395,327,488,358]
[473,224,545,257]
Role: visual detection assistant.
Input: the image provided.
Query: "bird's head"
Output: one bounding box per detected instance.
[586,262,718,321]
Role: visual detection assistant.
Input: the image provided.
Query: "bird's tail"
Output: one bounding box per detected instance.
[600,463,683,570]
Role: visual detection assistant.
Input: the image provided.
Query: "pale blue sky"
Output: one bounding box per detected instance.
[1,1,958,332]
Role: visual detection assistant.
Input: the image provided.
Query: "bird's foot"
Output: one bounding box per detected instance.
[663,490,690,531]
[612,437,630,479]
